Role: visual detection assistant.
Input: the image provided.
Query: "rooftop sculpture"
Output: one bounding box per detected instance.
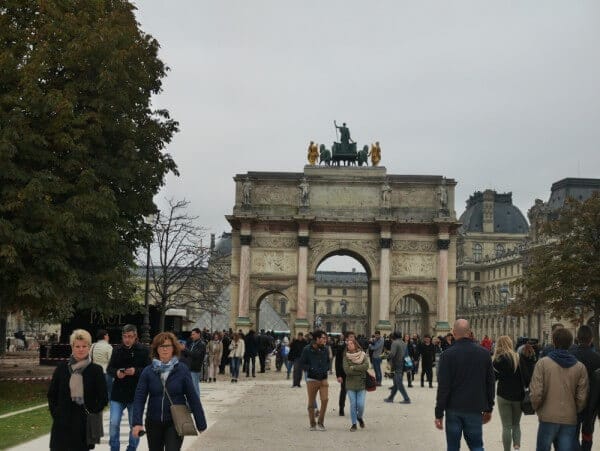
[307,122,381,167]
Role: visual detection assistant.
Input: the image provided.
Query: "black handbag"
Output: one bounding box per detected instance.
[365,370,377,392]
[518,360,535,415]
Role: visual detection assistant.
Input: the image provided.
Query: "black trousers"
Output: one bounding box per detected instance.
[244,355,256,376]
[145,420,183,451]
[258,351,267,372]
[338,377,347,411]
[292,360,303,386]
[421,365,433,386]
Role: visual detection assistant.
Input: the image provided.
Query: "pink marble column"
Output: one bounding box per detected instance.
[379,246,390,321]
[436,237,450,328]
[237,228,252,323]
[376,236,392,331]
[297,243,308,319]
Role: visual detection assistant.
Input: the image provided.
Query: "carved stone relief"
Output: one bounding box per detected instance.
[253,184,295,205]
[392,253,436,277]
[253,236,297,249]
[252,251,296,274]
[392,240,436,252]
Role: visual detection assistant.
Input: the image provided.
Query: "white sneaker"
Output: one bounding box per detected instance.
[317,423,326,431]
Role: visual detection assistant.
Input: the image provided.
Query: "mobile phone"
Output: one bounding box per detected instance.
[118,368,125,373]
[138,430,146,437]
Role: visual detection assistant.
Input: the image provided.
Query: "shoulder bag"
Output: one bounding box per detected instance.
[162,379,198,436]
[518,360,535,415]
[365,369,377,392]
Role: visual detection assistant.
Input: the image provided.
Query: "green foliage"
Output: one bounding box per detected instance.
[0,406,52,449]
[510,193,600,326]
[0,380,49,415]
[0,1,178,320]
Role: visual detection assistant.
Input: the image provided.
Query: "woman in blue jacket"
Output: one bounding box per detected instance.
[132,332,207,451]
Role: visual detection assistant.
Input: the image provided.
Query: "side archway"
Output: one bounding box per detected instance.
[392,291,431,335]
[252,290,293,333]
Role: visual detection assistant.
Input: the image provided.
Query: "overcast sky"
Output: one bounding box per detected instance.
[134,1,600,270]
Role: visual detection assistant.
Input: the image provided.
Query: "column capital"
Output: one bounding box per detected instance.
[437,239,450,250]
[380,238,392,249]
[240,234,252,246]
[298,236,310,247]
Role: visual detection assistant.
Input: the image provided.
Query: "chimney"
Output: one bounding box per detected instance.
[210,233,215,251]
[483,190,495,233]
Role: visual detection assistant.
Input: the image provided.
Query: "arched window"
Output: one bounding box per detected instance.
[473,243,483,262]
[496,243,505,257]
[279,299,286,315]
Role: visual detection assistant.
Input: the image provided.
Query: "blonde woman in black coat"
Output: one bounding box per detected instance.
[48,329,108,451]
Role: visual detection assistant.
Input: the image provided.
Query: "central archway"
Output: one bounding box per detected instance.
[312,252,371,336]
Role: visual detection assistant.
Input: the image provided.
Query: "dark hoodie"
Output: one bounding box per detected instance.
[548,349,578,368]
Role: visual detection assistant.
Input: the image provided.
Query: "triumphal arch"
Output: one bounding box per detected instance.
[226,163,460,336]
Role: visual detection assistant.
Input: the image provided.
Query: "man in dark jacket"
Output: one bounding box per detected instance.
[219,331,231,374]
[435,319,495,451]
[184,328,206,398]
[570,325,600,451]
[257,329,274,373]
[107,324,150,451]
[418,334,436,388]
[288,332,307,387]
[384,332,411,404]
[244,330,258,377]
[300,330,330,431]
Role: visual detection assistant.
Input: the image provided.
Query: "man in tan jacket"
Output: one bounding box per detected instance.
[530,327,588,451]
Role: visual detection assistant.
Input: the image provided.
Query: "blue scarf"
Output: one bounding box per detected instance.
[152,357,179,374]
[547,349,578,368]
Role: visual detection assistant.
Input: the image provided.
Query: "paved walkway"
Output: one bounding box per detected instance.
[9,370,545,451]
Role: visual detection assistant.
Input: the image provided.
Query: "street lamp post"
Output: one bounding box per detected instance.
[141,240,151,344]
[141,215,155,344]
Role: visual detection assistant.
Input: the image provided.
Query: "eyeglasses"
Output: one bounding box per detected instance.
[159,344,173,349]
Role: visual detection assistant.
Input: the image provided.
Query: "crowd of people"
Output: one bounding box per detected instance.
[47,321,600,451]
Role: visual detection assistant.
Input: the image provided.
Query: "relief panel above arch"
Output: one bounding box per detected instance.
[251,250,297,275]
[391,253,437,277]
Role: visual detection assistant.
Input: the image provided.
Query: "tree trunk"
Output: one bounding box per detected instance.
[159,309,166,333]
[594,300,600,350]
[0,312,7,357]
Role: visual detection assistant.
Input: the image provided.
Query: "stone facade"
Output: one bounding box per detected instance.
[227,166,460,336]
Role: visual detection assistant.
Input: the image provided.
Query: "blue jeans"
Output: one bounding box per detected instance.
[445,410,483,451]
[191,371,201,397]
[109,400,139,451]
[230,357,241,378]
[105,373,113,400]
[347,389,366,425]
[388,368,410,402]
[536,422,577,451]
[372,357,382,384]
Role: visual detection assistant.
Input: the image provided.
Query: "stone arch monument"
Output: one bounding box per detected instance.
[226,165,460,336]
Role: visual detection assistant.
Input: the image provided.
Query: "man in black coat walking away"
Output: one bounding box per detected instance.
[418,334,436,388]
[244,329,258,377]
[288,332,307,387]
[257,329,274,373]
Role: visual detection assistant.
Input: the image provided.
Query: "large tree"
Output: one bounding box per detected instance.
[509,192,600,345]
[0,1,178,352]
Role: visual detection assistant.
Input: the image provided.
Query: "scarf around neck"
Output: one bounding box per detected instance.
[69,355,91,405]
[346,350,366,364]
[152,357,179,375]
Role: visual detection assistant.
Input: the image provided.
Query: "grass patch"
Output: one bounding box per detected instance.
[0,407,52,449]
[0,381,49,415]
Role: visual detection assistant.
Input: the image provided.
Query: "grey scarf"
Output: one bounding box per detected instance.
[69,355,91,405]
